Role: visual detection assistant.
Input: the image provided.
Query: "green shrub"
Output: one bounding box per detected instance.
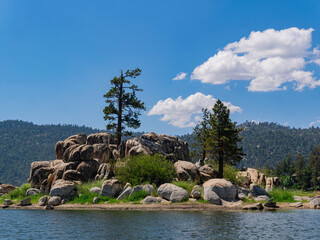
[7,183,31,199]
[76,180,104,195]
[269,188,295,202]
[205,160,241,185]
[172,181,196,194]
[115,154,176,186]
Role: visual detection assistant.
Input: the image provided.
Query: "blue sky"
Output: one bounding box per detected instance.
[1,0,320,135]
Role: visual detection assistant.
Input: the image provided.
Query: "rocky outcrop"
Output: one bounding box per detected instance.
[0,184,17,194]
[63,144,94,162]
[198,165,218,182]
[265,177,281,191]
[87,133,116,145]
[3,199,12,206]
[100,179,122,198]
[117,187,132,200]
[55,133,87,159]
[237,168,266,187]
[174,161,200,182]
[203,179,237,202]
[95,163,114,181]
[125,132,190,162]
[157,183,188,202]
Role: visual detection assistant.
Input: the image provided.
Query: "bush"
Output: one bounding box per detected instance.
[205,160,242,185]
[7,183,31,199]
[172,181,196,194]
[115,154,176,186]
[76,180,104,195]
[269,188,295,202]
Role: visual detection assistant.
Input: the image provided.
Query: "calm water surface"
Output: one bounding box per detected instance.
[0,209,319,239]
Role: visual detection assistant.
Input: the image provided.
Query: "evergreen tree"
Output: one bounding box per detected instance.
[294,153,305,183]
[103,68,145,146]
[200,100,244,178]
[192,108,209,161]
[308,145,320,188]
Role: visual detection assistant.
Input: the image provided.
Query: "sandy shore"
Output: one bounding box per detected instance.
[0,201,312,211]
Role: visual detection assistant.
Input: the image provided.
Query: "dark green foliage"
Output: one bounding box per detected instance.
[0,120,101,186]
[195,100,244,178]
[115,154,176,186]
[7,183,31,199]
[103,68,145,146]
[275,155,295,177]
[269,188,295,202]
[308,145,320,189]
[192,109,209,161]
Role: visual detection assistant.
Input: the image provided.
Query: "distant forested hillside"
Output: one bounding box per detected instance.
[179,122,320,169]
[0,120,101,186]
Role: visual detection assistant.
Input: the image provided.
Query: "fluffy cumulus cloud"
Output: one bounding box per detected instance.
[309,120,320,127]
[147,92,241,128]
[173,72,187,80]
[191,28,320,91]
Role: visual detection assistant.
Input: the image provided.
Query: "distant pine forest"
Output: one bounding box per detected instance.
[1,120,320,186]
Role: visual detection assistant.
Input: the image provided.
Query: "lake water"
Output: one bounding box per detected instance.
[0,209,319,239]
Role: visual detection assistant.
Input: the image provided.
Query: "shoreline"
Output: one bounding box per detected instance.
[0,202,313,211]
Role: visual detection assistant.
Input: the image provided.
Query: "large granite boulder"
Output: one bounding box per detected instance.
[100,179,122,197]
[0,184,17,194]
[49,180,77,199]
[26,188,40,196]
[125,132,190,162]
[309,197,320,209]
[55,133,87,159]
[63,144,94,162]
[141,196,163,204]
[199,165,218,182]
[62,170,83,181]
[48,196,61,206]
[157,183,188,202]
[76,160,100,182]
[95,163,114,181]
[130,184,155,196]
[38,196,48,206]
[20,197,31,206]
[204,187,222,205]
[117,187,132,200]
[92,144,112,164]
[250,184,270,198]
[174,161,200,182]
[265,177,281,191]
[87,133,116,145]
[203,179,237,202]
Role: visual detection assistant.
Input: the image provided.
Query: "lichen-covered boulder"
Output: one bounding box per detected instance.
[203,179,237,202]
[76,160,99,182]
[157,183,188,203]
[174,161,200,182]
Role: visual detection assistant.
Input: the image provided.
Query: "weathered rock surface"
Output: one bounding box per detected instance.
[38,196,48,206]
[0,184,17,194]
[242,203,263,210]
[141,196,163,204]
[48,196,61,206]
[204,188,222,205]
[26,188,40,196]
[309,197,320,209]
[238,193,247,200]
[100,179,122,197]
[92,144,112,164]
[199,165,218,182]
[90,187,101,194]
[265,177,280,191]
[264,198,278,208]
[157,183,188,202]
[290,202,303,208]
[63,144,94,162]
[95,163,114,181]
[250,184,270,198]
[203,179,237,202]
[87,133,116,145]
[117,187,132,200]
[237,168,266,187]
[254,195,270,201]
[20,197,31,206]
[190,185,202,199]
[174,161,200,182]
[49,180,77,199]
[55,133,87,159]
[125,132,190,162]
[130,184,155,196]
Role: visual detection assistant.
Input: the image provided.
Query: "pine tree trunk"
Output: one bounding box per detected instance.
[218,150,224,178]
[116,71,123,147]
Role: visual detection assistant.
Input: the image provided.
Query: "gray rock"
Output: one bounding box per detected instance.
[93,197,100,204]
[48,196,61,206]
[290,202,303,208]
[293,195,303,201]
[38,196,48,206]
[90,187,102,194]
[254,195,270,201]
[50,180,77,199]
[309,197,320,209]
[141,196,163,204]
[100,179,122,197]
[237,187,250,196]
[242,203,263,210]
[203,179,237,202]
[3,199,12,206]
[117,187,132,200]
[20,197,31,206]
[203,186,222,205]
[26,188,40,196]
[238,193,247,200]
[174,161,200,182]
[250,184,270,198]
[157,183,188,203]
[190,190,201,199]
[130,184,155,196]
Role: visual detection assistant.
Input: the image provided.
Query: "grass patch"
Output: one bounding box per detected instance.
[269,188,295,202]
[67,193,110,204]
[6,183,31,199]
[76,180,104,195]
[122,190,149,202]
[196,199,209,203]
[172,181,196,194]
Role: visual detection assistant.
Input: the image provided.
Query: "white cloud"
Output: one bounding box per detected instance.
[173,72,187,80]
[309,120,320,127]
[191,27,320,92]
[147,92,241,128]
